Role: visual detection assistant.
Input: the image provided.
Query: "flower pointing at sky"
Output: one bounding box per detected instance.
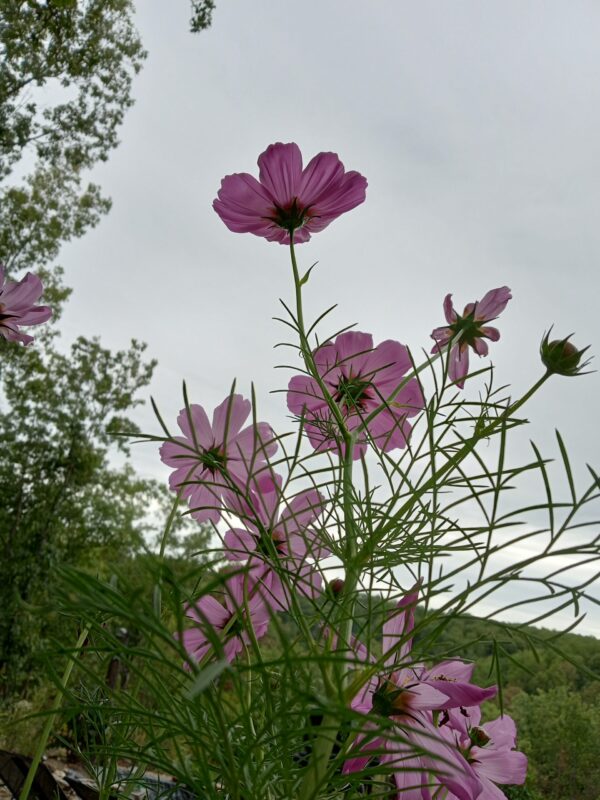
[345,586,498,799]
[160,393,277,524]
[431,287,512,388]
[0,267,52,345]
[222,473,329,607]
[287,331,424,460]
[181,569,271,665]
[213,142,367,244]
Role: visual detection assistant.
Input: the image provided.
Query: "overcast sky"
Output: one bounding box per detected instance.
[56,1,600,633]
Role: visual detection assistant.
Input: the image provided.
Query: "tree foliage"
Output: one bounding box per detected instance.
[0,0,145,274]
[0,324,162,694]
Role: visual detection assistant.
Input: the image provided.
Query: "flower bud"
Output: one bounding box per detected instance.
[540,331,591,376]
[326,578,345,598]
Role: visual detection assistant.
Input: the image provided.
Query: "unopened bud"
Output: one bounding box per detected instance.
[327,578,345,598]
[540,331,591,377]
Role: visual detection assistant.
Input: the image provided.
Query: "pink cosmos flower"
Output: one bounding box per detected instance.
[345,587,497,800]
[160,393,277,524]
[181,569,271,665]
[213,142,367,244]
[431,287,512,388]
[287,331,424,460]
[438,707,527,799]
[222,474,329,607]
[0,267,52,345]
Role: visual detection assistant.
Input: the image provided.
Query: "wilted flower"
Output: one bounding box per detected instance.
[0,267,52,345]
[287,331,424,460]
[431,287,512,388]
[160,393,277,524]
[540,331,591,376]
[213,142,367,244]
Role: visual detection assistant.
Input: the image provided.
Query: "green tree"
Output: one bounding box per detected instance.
[0,323,158,694]
[511,686,600,800]
[0,0,145,276]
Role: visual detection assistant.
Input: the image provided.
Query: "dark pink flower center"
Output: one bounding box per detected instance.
[267,198,312,232]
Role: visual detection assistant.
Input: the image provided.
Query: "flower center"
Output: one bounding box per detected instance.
[334,375,372,412]
[371,678,411,717]
[449,312,484,347]
[268,198,312,232]
[256,528,287,559]
[200,446,227,475]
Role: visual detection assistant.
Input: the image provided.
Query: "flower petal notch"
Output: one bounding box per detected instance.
[0,266,52,345]
[431,286,512,389]
[287,331,424,460]
[213,142,367,244]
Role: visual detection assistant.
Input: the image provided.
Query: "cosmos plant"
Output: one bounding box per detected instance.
[44,142,598,800]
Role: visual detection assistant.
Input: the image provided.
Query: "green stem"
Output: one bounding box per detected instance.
[359,371,552,565]
[289,236,358,799]
[19,626,89,800]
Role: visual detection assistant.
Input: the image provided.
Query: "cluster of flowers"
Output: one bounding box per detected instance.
[160,142,527,797]
[345,585,526,799]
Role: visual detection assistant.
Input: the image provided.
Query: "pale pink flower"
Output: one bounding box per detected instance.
[160,393,277,524]
[287,331,424,460]
[431,287,512,388]
[439,707,527,799]
[181,569,271,664]
[213,142,367,244]
[222,474,329,607]
[0,267,52,345]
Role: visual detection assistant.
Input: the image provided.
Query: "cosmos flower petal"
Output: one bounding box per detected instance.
[298,151,345,203]
[448,345,469,387]
[177,405,213,449]
[257,142,303,206]
[472,747,527,786]
[443,293,458,324]
[474,287,512,320]
[212,394,251,442]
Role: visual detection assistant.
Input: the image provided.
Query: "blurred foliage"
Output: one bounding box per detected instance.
[189,1,216,33]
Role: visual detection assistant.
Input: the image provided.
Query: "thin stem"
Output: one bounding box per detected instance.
[19,626,90,800]
[289,235,358,800]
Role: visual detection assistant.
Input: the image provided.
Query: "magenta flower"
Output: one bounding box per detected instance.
[222,474,329,607]
[181,570,271,664]
[439,708,527,799]
[0,267,52,345]
[160,393,277,524]
[213,142,367,244]
[345,587,497,800]
[287,331,424,460]
[431,287,512,388]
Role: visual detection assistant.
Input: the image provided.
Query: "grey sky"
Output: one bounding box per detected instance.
[56,2,600,632]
